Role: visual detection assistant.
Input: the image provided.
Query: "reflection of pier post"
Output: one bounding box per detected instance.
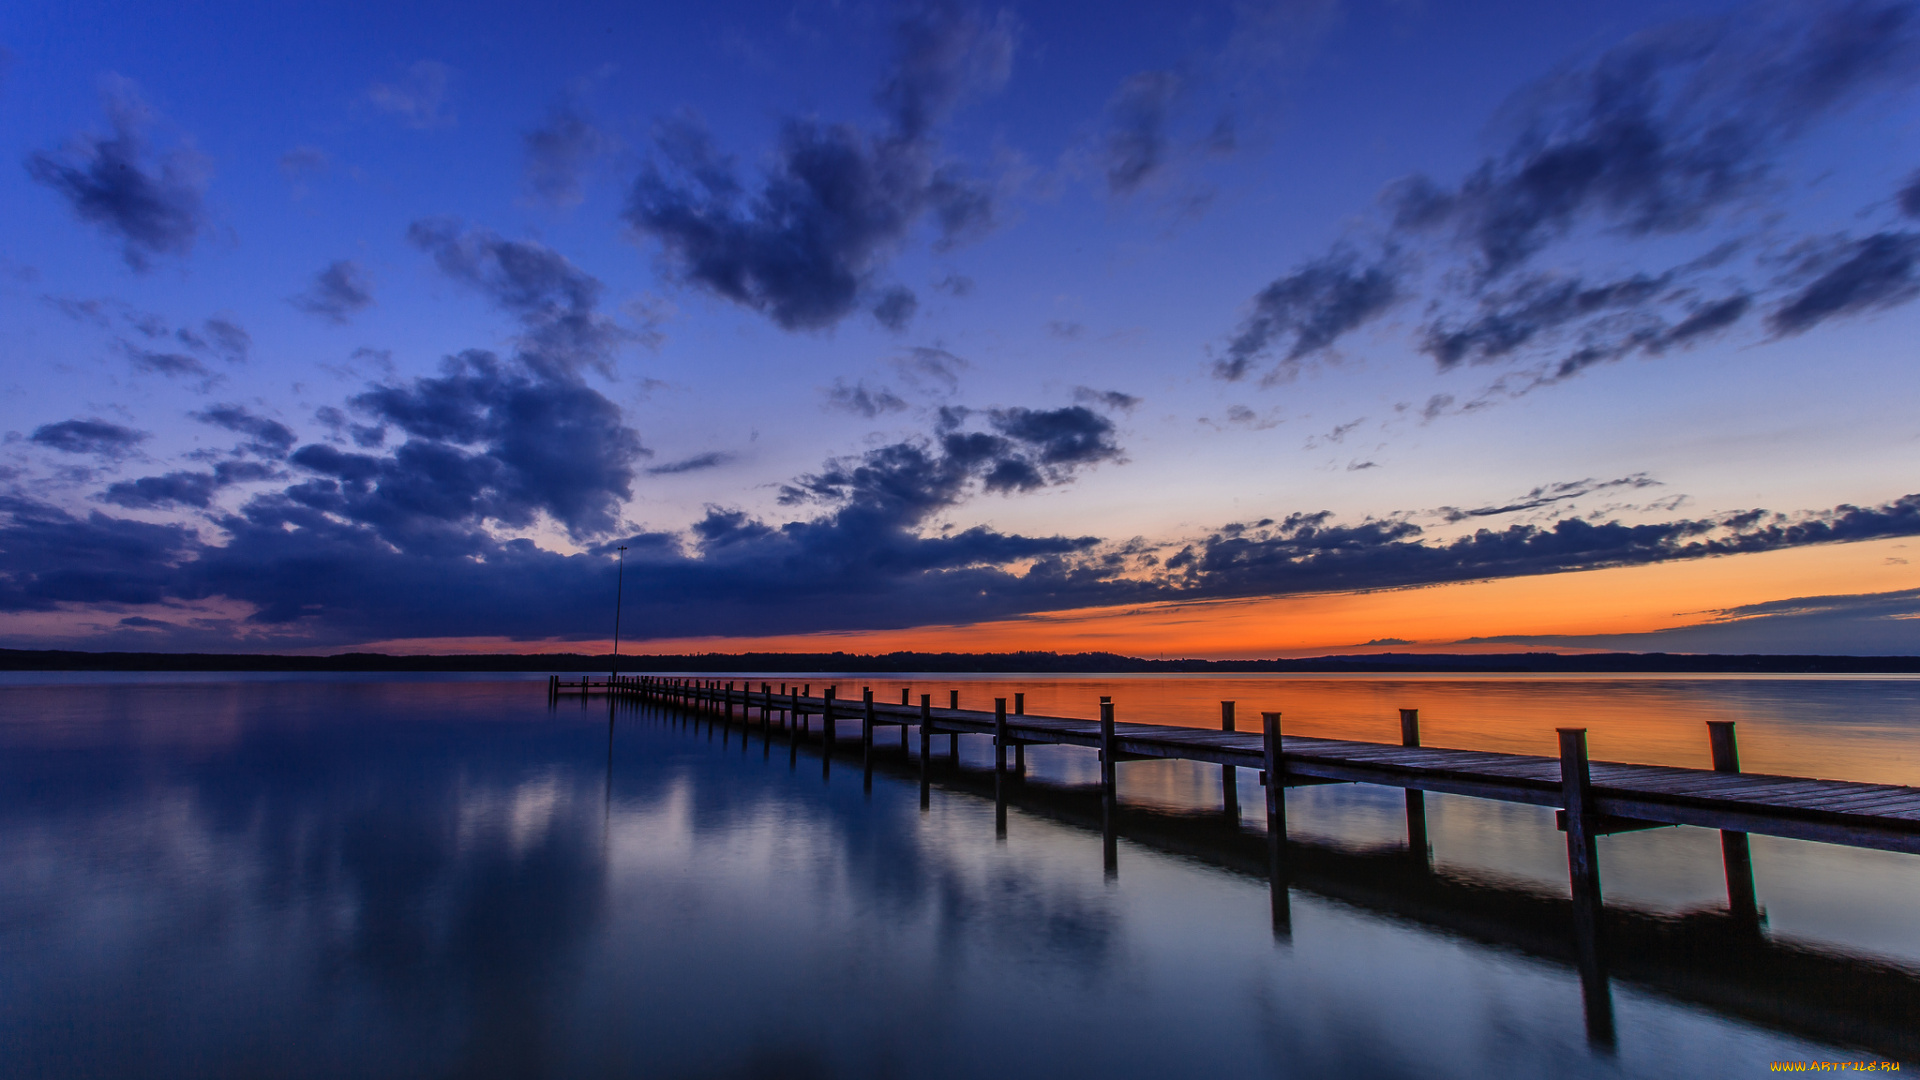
[1559,727,1616,1052]
[820,688,836,780]
[1100,697,1117,878]
[1400,709,1430,868]
[919,695,932,810]
[1221,702,1239,822]
[863,688,876,793]
[1263,710,1291,939]
[1707,721,1763,933]
[994,698,1008,838]
[1013,693,1026,776]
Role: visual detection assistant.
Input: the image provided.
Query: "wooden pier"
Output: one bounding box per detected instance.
[565,673,1920,1050]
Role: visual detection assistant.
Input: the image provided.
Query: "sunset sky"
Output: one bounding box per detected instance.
[4,0,1920,656]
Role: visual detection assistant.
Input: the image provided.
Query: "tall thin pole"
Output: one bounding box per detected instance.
[610,545,628,681]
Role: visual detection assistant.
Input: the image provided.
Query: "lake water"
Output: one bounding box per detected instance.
[1,672,1915,1077]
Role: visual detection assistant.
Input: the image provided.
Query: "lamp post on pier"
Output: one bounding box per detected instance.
[610,545,628,683]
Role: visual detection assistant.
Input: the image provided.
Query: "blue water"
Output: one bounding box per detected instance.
[0,675,1911,1078]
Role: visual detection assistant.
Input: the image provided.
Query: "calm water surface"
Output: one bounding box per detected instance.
[1,672,1915,1078]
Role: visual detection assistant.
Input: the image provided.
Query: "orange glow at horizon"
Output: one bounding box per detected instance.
[351,536,1920,658]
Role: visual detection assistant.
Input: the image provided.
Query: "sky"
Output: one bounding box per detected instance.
[3,0,1920,657]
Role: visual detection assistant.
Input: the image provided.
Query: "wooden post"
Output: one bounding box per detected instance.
[1099,698,1117,798]
[902,688,910,706]
[1013,693,1026,774]
[1559,727,1616,1051]
[1263,710,1290,936]
[919,694,932,809]
[1708,721,1762,929]
[947,689,960,761]
[1401,708,1430,865]
[822,688,836,752]
[994,698,1008,775]
[1221,701,1238,819]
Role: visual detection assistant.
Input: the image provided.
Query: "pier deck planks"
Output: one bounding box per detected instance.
[616,679,1920,856]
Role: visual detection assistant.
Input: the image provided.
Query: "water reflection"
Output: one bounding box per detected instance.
[0,677,1911,1078]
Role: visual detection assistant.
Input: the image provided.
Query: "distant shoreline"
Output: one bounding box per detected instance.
[5,647,1920,675]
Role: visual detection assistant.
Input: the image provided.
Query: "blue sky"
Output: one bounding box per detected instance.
[4,0,1920,655]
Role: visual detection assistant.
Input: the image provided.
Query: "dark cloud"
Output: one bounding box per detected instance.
[1072,387,1141,411]
[407,219,626,376]
[824,380,910,418]
[1423,273,1670,369]
[1901,171,1920,218]
[891,345,967,391]
[1102,70,1181,195]
[191,404,296,457]
[291,260,374,324]
[125,347,210,379]
[933,272,974,296]
[0,496,202,613]
[14,415,1920,647]
[523,99,607,208]
[988,405,1122,468]
[1156,493,1920,600]
[317,350,647,545]
[1436,474,1661,523]
[1389,2,1920,280]
[23,75,208,271]
[366,61,455,128]
[1048,320,1085,340]
[170,316,249,363]
[624,2,1007,331]
[645,452,732,476]
[1218,253,1399,380]
[1217,1,1920,384]
[101,470,220,510]
[29,419,147,458]
[1767,231,1920,335]
[872,285,919,330]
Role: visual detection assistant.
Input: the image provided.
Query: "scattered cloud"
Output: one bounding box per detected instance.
[824,379,910,417]
[1435,474,1661,523]
[1218,251,1399,380]
[872,285,919,331]
[646,452,732,476]
[1072,386,1141,411]
[1767,231,1919,336]
[408,218,629,377]
[291,260,375,324]
[24,75,209,271]
[624,1,1011,331]
[366,60,455,129]
[891,345,968,392]
[29,419,147,458]
[1101,70,1181,195]
[523,97,608,207]
[191,404,296,458]
[1218,1,1920,385]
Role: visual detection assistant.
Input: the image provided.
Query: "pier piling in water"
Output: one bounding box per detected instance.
[1221,701,1238,820]
[1263,710,1290,936]
[1709,721,1762,930]
[1401,708,1430,866]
